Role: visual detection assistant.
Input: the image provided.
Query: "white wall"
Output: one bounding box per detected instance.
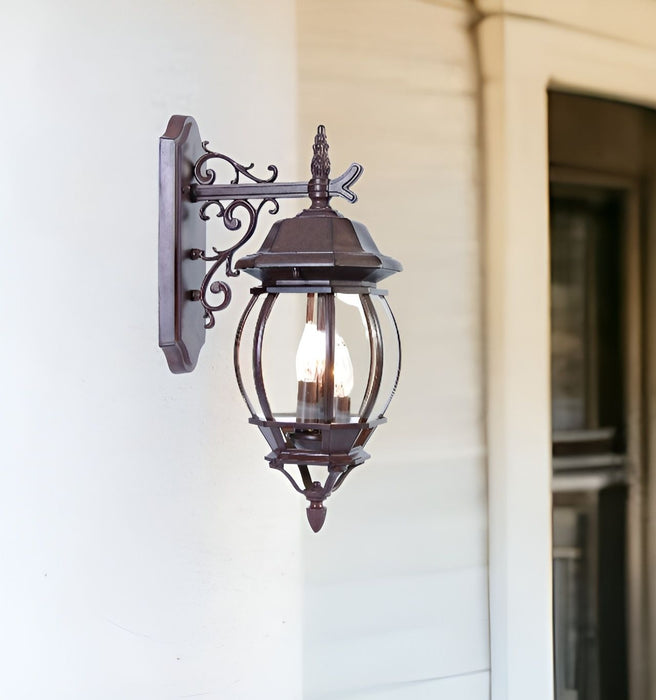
[0,1,493,698]
[297,2,490,698]
[0,2,302,698]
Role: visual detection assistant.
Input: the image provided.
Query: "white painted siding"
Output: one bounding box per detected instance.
[0,2,301,698]
[0,0,490,696]
[297,2,489,697]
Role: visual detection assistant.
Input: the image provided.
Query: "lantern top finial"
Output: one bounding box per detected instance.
[311,125,330,179]
[309,125,331,209]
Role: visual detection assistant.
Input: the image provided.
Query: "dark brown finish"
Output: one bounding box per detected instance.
[160,117,403,531]
[235,209,402,285]
[190,137,282,329]
[158,115,206,373]
[191,196,280,329]
[236,124,401,285]
[233,285,399,531]
[308,125,330,209]
[310,125,330,179]
[192,163,363,203]
[159,118,367,363]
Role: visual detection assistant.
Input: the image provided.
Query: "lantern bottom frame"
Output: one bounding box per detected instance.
[250,414,385,462]
[250,415,385,531]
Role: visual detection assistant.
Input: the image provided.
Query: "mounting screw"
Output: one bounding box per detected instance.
[190,248,203,260]
[189,290,202,301]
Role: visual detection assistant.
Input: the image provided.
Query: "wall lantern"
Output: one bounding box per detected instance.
[158,115,402,531]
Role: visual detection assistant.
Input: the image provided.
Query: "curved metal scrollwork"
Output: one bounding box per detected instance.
[187,130,363,329]
[194,141,278,186]
[191,197,279,328]
[190,142,281,328]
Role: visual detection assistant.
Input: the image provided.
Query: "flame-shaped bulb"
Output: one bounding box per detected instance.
[295,322,326,382]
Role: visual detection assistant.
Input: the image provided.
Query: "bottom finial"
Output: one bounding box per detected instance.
[306,501,327,532]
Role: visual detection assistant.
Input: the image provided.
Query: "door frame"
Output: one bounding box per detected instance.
[477,13,656,700]
[550,166,646,700]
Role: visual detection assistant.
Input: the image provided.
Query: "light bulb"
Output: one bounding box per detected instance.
[296,322,325,422]
[295,321,353,423]
[295,322,326,383]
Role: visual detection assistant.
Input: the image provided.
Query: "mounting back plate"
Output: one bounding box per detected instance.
[158,115,206,373]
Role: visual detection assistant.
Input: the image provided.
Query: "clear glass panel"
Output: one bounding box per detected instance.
[552,488,628,700]
[551,207,588,430]
[237,291,380,424]
[553,504,592,699]
[258,293,303,421]
[550,189,623,432]
[370,294,401,420]
[234,293,268,419]
[550,182,628,700]
[236,291,396,424]
[333,293,370,423]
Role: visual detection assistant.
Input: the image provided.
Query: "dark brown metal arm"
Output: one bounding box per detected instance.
[191,162,363,204]
[159,117,366,373]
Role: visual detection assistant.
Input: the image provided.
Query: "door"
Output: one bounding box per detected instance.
[550,178,645,700]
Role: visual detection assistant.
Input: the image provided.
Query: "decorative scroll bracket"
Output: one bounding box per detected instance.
[158,115,363,374]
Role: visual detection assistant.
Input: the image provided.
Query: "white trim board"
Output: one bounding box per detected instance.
[477,14,656,700]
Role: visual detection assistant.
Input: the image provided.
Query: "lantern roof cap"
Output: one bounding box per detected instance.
[235,206,402,285]
[237,125,401,285]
